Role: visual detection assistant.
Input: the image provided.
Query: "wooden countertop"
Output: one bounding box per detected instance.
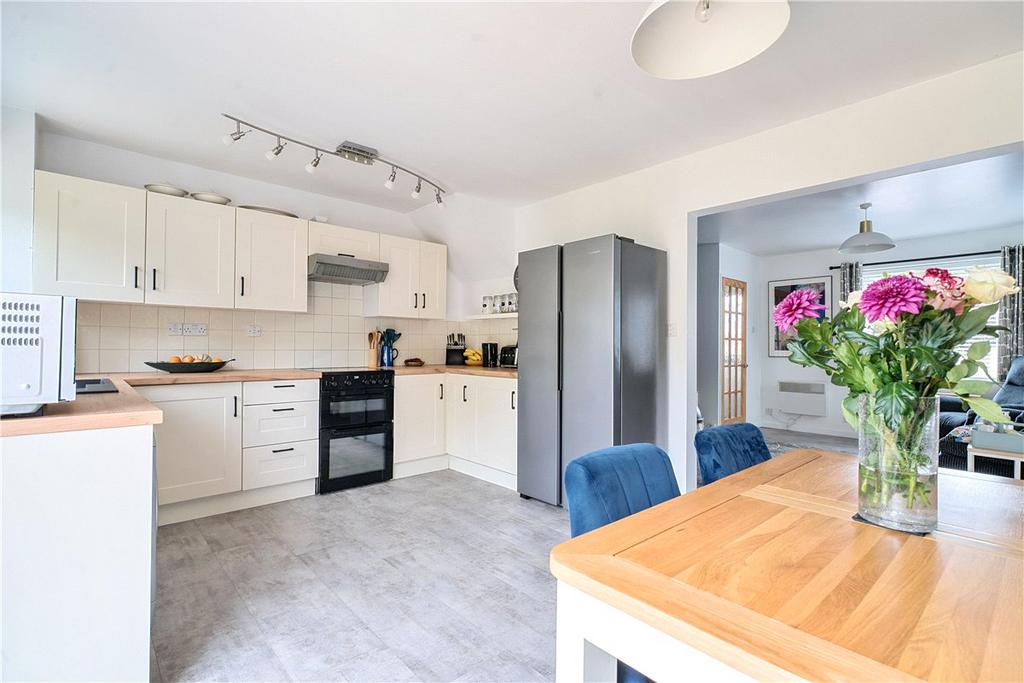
[391,364,517,379]
[82,368,323,386]
[551,450,1023,682]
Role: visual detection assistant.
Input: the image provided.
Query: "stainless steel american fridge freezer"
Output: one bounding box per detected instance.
[516,234,667,506]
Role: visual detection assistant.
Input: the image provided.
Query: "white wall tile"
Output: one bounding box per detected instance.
[254,311,275,328]
[310,281,332,297]
[77,301,101,325]
[99,326,130,350]
[331,350,348,367]
[130,305,159,328]
[128,350,152,372]
[312,349,331,368]
[274,350,294,369]
[129,327,158,350]
[232,329,254,349]
[233,310,255,329]
[313,332,332,350]
[294,350,313,368]
[349,299,364,316]
[210,308,234,329]
[347,349,366,367]
[331,298,349,316]
[313,315,332,333]
[253,349,275,369]
[184,308,211,324]
[232,349,253,369]
[295,314,314,332]
[274,312,295,331]
[77,325,100,350]
[99,349,129,372]
[332,316,348,334]
[253,330,275,351]
[157,307,184,327]
[275,331,294,350]
[75,348,99,373]
[208,330,232,348]
[100,303,131,326]
[294,331,314,349]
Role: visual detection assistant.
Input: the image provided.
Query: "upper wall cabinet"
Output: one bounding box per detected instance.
[145,193,236,308]
[364,234,447,319]
[235,208,308,312]
[33,170,147,303]
[308,222,380,262]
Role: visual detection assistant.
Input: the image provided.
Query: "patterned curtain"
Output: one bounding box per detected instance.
[837,262,862,304]
[999,244,1023,380]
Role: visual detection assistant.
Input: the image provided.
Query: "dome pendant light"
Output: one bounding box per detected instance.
[838,203,896,255]
[631,0,790,80]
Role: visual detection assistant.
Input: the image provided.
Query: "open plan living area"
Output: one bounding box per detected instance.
[1,2,1022,682]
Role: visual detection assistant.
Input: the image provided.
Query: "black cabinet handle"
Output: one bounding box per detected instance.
[271,447,294,454]
[272,407,295,412]
[273,384,295,389]
[240,276,245,296]
[463,385,467,402]
[337,253,355,258]
[414,293,419,309]
[422,292,427,310]
[233,396,238,418]
[511,390,516,410]
[152,267,157,290]
[440,383,444,400]
[134,266,139,289]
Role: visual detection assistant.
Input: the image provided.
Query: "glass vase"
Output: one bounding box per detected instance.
[857,395,939,533]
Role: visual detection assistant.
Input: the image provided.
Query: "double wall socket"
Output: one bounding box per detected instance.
[166,322,208,336]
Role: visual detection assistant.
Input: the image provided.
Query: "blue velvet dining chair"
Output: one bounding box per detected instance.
[694,422,772,485]
[564,443,680,683]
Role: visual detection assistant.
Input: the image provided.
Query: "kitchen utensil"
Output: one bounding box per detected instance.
[145,359,233,373]
[482,343,498,368]
[145,183,188,197]
[190,191,231,205]
[238,205,299,218]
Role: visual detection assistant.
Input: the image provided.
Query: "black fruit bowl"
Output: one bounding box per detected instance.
[145,360,232,373]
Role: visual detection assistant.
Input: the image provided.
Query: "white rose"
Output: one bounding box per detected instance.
[841,290,863,308]
[963,267,1020,304]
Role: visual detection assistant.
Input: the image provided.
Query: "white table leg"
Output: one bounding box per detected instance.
[1014,458,1021,480]
[967,448,975,472]
[556,582,616,683]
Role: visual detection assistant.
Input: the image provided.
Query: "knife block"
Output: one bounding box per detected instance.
[446,346,466,366]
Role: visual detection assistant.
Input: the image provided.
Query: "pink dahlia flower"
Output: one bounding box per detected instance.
[914,267,965,313]
[859,274,927,323]
[773,288,826,332]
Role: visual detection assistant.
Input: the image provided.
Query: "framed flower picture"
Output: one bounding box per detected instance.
[769,276,833,357]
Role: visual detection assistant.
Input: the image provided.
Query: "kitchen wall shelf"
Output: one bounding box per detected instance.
[467,312,518,320]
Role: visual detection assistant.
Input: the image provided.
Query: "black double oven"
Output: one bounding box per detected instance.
[317,370,394,494]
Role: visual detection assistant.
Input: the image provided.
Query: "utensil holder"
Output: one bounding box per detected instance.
[368,349,379,369]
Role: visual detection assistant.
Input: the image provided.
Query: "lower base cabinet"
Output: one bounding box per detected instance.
[137,382,243,505]
[242,439,319,490]
[395,374,446,462]
[445,375,517,475]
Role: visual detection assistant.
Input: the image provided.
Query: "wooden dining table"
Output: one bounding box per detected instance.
[549,449,1023,682]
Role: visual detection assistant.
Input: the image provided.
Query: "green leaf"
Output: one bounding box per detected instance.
[964,396,1010,423]
[967,340,991,361]
[873,382,916,431]
[954,379,995,396]
[862,365,881,393]
[915,315,958,349]
[947,362,972,385]
[841,395,861,431]
[955,303,999,340]
[838,329,880,352]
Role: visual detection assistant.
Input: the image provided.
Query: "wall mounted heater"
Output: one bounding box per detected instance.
[771,380,827,416]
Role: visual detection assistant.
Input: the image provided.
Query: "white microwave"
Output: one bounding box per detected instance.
[1,293,77,416]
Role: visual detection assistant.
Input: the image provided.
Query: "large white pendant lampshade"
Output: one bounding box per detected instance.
[838,203,896,255]
[631,1,791,80]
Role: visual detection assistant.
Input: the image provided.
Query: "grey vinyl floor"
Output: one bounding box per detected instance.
[151,471,569,683]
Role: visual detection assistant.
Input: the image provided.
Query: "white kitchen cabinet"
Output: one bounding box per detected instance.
[242,439,319,490]
[473,376,518,474]
[235,208,308,312]
[137,382,242,505]
[32,170,146,302]
[243,400,319,447]
[365,234,447,319]
[308,221,380,262]
[394,374,446,463]
[145,192,235,308]
[445,375,476,460]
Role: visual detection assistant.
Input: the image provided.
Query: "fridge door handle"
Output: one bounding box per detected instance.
[557,309,563,392]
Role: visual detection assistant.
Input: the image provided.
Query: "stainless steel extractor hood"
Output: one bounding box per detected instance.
[307,253,389,286]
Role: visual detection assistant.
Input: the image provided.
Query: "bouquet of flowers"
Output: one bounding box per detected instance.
[773,265,1018,531]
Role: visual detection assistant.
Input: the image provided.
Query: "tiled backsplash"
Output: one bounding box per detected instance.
[76,281,518,373]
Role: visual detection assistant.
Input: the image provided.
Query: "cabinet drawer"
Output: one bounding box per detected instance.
[242,439,319,490]
[243,401,319,447]
[243,379,319,405]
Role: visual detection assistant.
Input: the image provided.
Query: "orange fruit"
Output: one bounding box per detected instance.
[211,357,223,363]
[182,355,195,363]
[168,356,182,363]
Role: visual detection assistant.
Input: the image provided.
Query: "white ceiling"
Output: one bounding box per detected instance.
[3,2,1022,212]
[697,151,1024,255]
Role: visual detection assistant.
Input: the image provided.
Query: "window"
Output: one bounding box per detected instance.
[861,252,1001,379]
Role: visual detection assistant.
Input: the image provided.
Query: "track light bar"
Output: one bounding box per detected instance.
[222,113,447,203]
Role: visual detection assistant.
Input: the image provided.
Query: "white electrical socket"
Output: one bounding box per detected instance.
[166,322,183,336]
[667,323,678,337]
[182,323,208,336]
[247,324,263,337]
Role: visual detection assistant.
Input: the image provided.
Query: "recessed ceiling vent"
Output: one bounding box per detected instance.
[307,253,389,286]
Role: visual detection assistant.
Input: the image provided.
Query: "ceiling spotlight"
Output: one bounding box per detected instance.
[305,152,322,174]
[411,179,422,199]
[838,202,896,254]
[694,0,712,22]
[265,138,286,160]
[222,122,249,146]
[384,167,397,190]
[435,189,444,209]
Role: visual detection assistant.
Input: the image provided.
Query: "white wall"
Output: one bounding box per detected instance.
[758,223,1023,437]
[1,105,37,292]
[515,53,1024,490]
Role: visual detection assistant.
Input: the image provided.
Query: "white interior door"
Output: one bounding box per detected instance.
[235,209,308,312]
[32,170,146,302]
[145,193,235,307]
[417,241,447,319]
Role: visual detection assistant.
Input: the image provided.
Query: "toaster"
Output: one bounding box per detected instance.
[499,344,518,368]
[1,292,77,416]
